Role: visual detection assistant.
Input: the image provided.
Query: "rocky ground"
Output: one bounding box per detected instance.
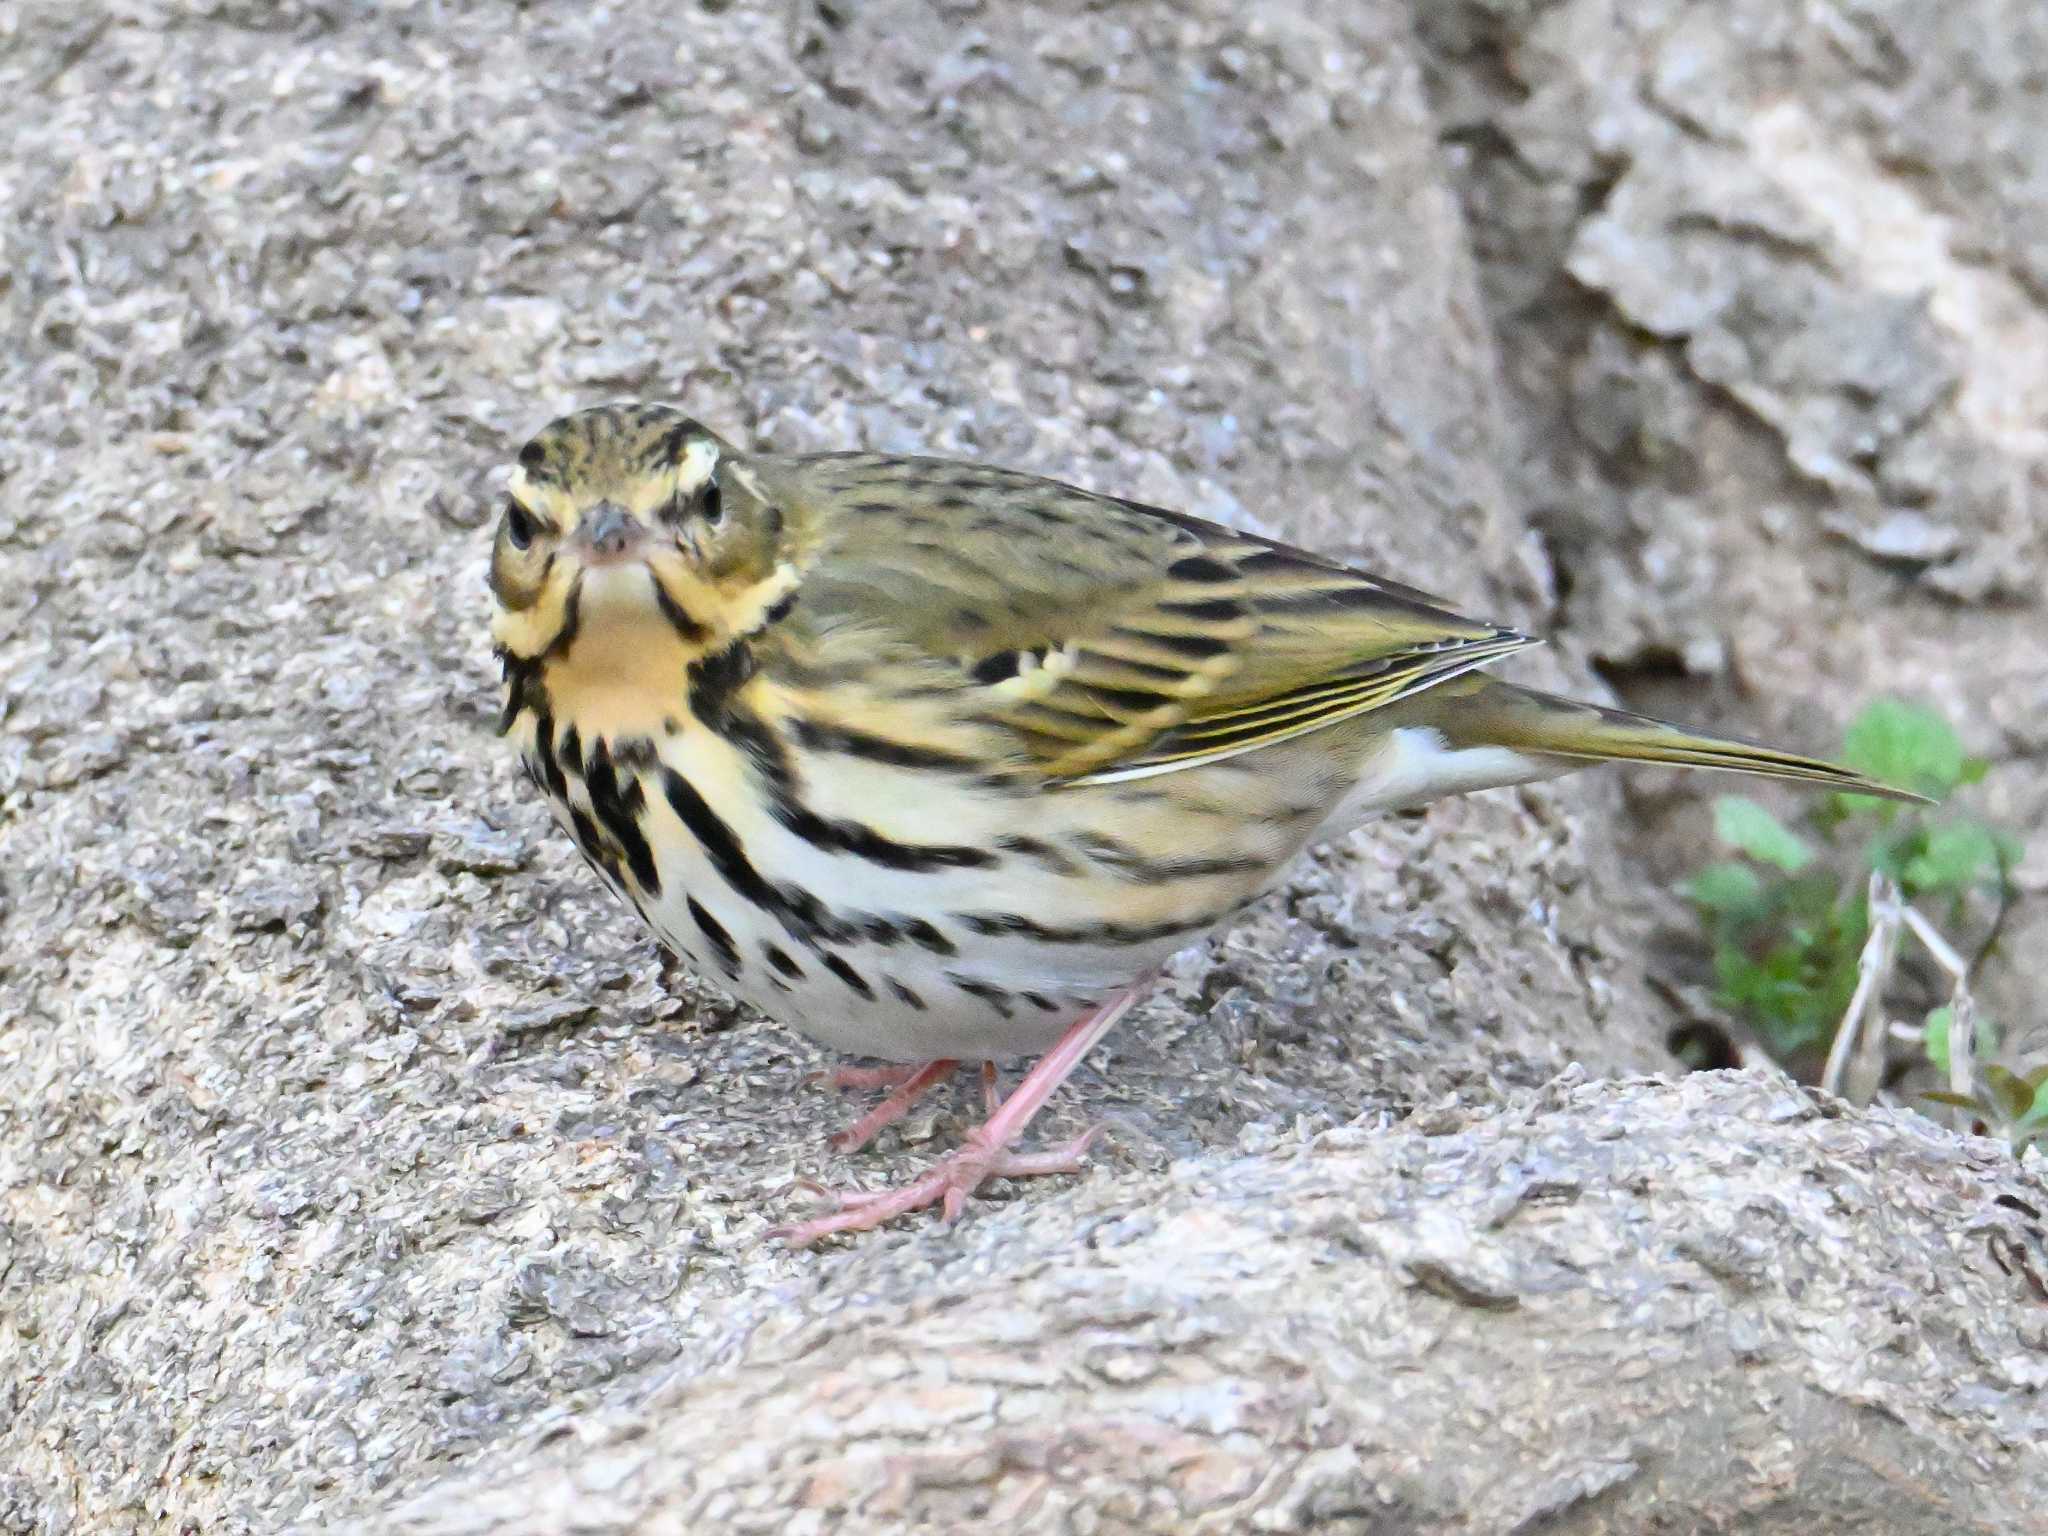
[0,2,2041,1532]
[1415,0,2048,1033]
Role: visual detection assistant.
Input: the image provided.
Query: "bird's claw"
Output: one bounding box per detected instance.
[771,1127,1101,1246]
[813,1062,930,1093]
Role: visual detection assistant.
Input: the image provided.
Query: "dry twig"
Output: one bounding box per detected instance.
[1822,871,1901,1101]
[1821,873,1980,1109]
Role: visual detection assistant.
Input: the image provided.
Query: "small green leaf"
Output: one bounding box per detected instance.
[1865,827,1917,883]
[1922,1007,1999,1075]
[1921,1090,1985,1112]
[1903,823,2002,894]
[1959,757,1990,786]
[1689,862,1766,917]
[1985,1066,2034,1125]
[1714,796,1813,873]
[1924,1006,1954,1074]
[1841,699,1966,798]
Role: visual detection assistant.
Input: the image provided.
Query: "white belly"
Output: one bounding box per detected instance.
[1308,726,1556,844]
[527,715,1216,1061]
[523,716,1553,1064]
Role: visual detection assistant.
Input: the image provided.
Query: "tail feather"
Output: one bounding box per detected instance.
[1409,678,1930,804]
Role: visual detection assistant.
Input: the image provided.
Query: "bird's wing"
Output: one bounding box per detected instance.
[770,455,1536,786]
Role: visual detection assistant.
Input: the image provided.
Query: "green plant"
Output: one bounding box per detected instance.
[1925,1066,2048,1151]
[1921,1003,2001,1076]
[1687,699,2019,1083]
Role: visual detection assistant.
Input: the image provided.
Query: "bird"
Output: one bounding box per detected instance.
[488,401,1917,1244]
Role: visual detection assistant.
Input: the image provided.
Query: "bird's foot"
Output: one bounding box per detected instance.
[815,1062,931,1093]
[824,1058,962,1154]
[772,1127,1100,1246]
[774,981,1150,1246]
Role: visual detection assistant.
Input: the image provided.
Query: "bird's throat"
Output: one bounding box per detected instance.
[527,560,800,746]
[540,608,698,743]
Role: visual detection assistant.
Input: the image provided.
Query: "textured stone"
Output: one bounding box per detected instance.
[1414,0,2047,1031]
[367,1075,2048,1536]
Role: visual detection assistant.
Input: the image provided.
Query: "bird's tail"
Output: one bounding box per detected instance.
[1404,676,1929,803]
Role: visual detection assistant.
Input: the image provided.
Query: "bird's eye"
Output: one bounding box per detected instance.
[505,500,538,550]
[666,477,724,529]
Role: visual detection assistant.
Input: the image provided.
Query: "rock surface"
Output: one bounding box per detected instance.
[0,2,2040,1533]
[365,1074,2048,1536]
[1415,0,2048,1028]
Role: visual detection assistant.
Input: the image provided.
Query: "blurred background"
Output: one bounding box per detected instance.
[1422,2,2045,1100]
[1,2,2041,1531]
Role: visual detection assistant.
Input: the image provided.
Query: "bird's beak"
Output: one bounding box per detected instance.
[572,502,650,567]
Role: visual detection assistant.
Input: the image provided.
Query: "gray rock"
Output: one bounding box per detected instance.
[1415,0,2048,1033]
[365,1074,2048,1536]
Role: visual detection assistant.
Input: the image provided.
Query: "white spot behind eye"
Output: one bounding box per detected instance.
[677,438,720,486]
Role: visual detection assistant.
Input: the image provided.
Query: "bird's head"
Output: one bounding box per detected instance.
[489,402,800,667]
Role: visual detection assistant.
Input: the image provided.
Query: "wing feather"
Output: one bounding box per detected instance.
[771,457,1535,786]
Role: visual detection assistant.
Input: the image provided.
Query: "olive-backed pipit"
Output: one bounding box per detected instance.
[489,403,1915,1243]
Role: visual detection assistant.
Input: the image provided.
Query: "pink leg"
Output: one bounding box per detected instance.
[830,1058,961,1153]
[818,1062,931,1092]
[773,983,1149,1246]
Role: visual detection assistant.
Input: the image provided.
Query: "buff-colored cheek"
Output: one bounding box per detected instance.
[490,554,574,655]
[491,599,552,656]
[488,547,526,610]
